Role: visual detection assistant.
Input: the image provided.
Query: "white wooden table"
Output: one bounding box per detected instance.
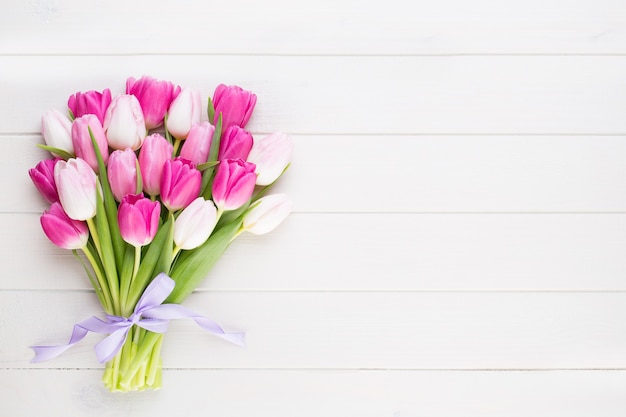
[2,0,626,415]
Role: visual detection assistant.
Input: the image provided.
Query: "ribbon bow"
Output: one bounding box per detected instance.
[31,273,246,363]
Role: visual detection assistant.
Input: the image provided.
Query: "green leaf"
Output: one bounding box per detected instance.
[89,127,126,270]
[94,181,120,313]
[167,218,242,303]
[36,144,73,160]
[207,97,215,124]
[197,161,220,171]
[201,114,222,199]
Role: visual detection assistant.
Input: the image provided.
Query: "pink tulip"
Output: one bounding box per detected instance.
[212,84,256,131]
[103,94,146,151]
[247,132,294,186]
[212,158,256,211]
[54,158,97,221]
[108,148,139,202]
[29,159,60,204]
[173,197,217,250]
[138,133,173,196]
[126,75,181,130]
[71,114,109,172]
[42,109,74,155]
[67,88,112,125]
[242,194,293,235]
[218,125,253,161]
[179,122,214,165]
[118,194,160,247]
[167,88,201,139]
[41,202,89,249]
[160,158,201,211]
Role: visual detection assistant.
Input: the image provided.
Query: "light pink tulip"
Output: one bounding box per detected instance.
[160,158,201,211]
[103,94,146,151]
[243,194,293,235]
[42,108,74,155]
[108,148,139,202]
[41,202,89,249]
[247,132,294,186]
[71,114,109,172]
[179,122,214,164]
[138,133,173,196]
[68,88,112,125]
[118,194,160,247]
[174,197,217,250]
[29,158,60,204]
[54,158,97,221]
[212,84,256,131]
[126,75,181,130]
[167,88,201,140]
[218,125,253,161]
[212,158,256,211]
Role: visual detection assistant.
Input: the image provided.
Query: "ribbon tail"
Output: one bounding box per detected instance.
[30,322,90,363]
[94,326,132,363]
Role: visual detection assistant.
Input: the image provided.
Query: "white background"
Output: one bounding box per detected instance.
[2,0,626,415]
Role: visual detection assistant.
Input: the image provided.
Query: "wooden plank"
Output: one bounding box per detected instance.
[9,135,626,214]
[4,291,626,369]
[2,56,626,135]
[2,369,626,417]
[4,213,626,291]
[1,0,626,55]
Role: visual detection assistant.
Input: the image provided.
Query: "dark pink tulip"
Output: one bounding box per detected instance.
[160,158,201,211]
[68,88,112,125]
[218,125,253,161]
[212,158,256,211]
[126,75,181,130]
[29,159,60,204]
[71,114,109,172]
[118,194,160,247]
[180,122,214,165]
[212,84,256,131]
[107,148,138,202]
[139,133,173,197]
[41,202,89,249]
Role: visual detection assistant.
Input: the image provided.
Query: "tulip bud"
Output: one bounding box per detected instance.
[42,109,74,155]
[139,133,173,196]
[118,194,160,247]
[67,88,112,125]
[247,132,293,186]
[71,114,109,172]
[160,158,201,211]
[243,194,293,235]
[167,88,201,140]
[29,158,60,204]
[126,75,181,130]
[108,148,139,202]
[103,94,146,151]
[41,202,89,249]
[212,84,256,131]
[173,197,218,250]
[218,125,253,161]
[212,158,256,211]
[54,158,97,221]
[179,122,214,165]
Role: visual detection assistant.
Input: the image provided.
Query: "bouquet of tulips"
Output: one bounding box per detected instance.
[28,76,293,391]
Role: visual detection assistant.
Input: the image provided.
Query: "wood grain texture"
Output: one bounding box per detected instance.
[2,56,626,135]
[1,0,626,55]
[4,291,626,369]
[2,370,626,417]
[1,0,624,414]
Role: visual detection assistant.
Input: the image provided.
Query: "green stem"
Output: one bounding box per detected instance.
[120,331,161,388]
[86,218,102,258]
[81,247,114,313]
[172,138,182,156]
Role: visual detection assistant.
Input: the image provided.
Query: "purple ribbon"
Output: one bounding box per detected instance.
[31,273,246,363]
